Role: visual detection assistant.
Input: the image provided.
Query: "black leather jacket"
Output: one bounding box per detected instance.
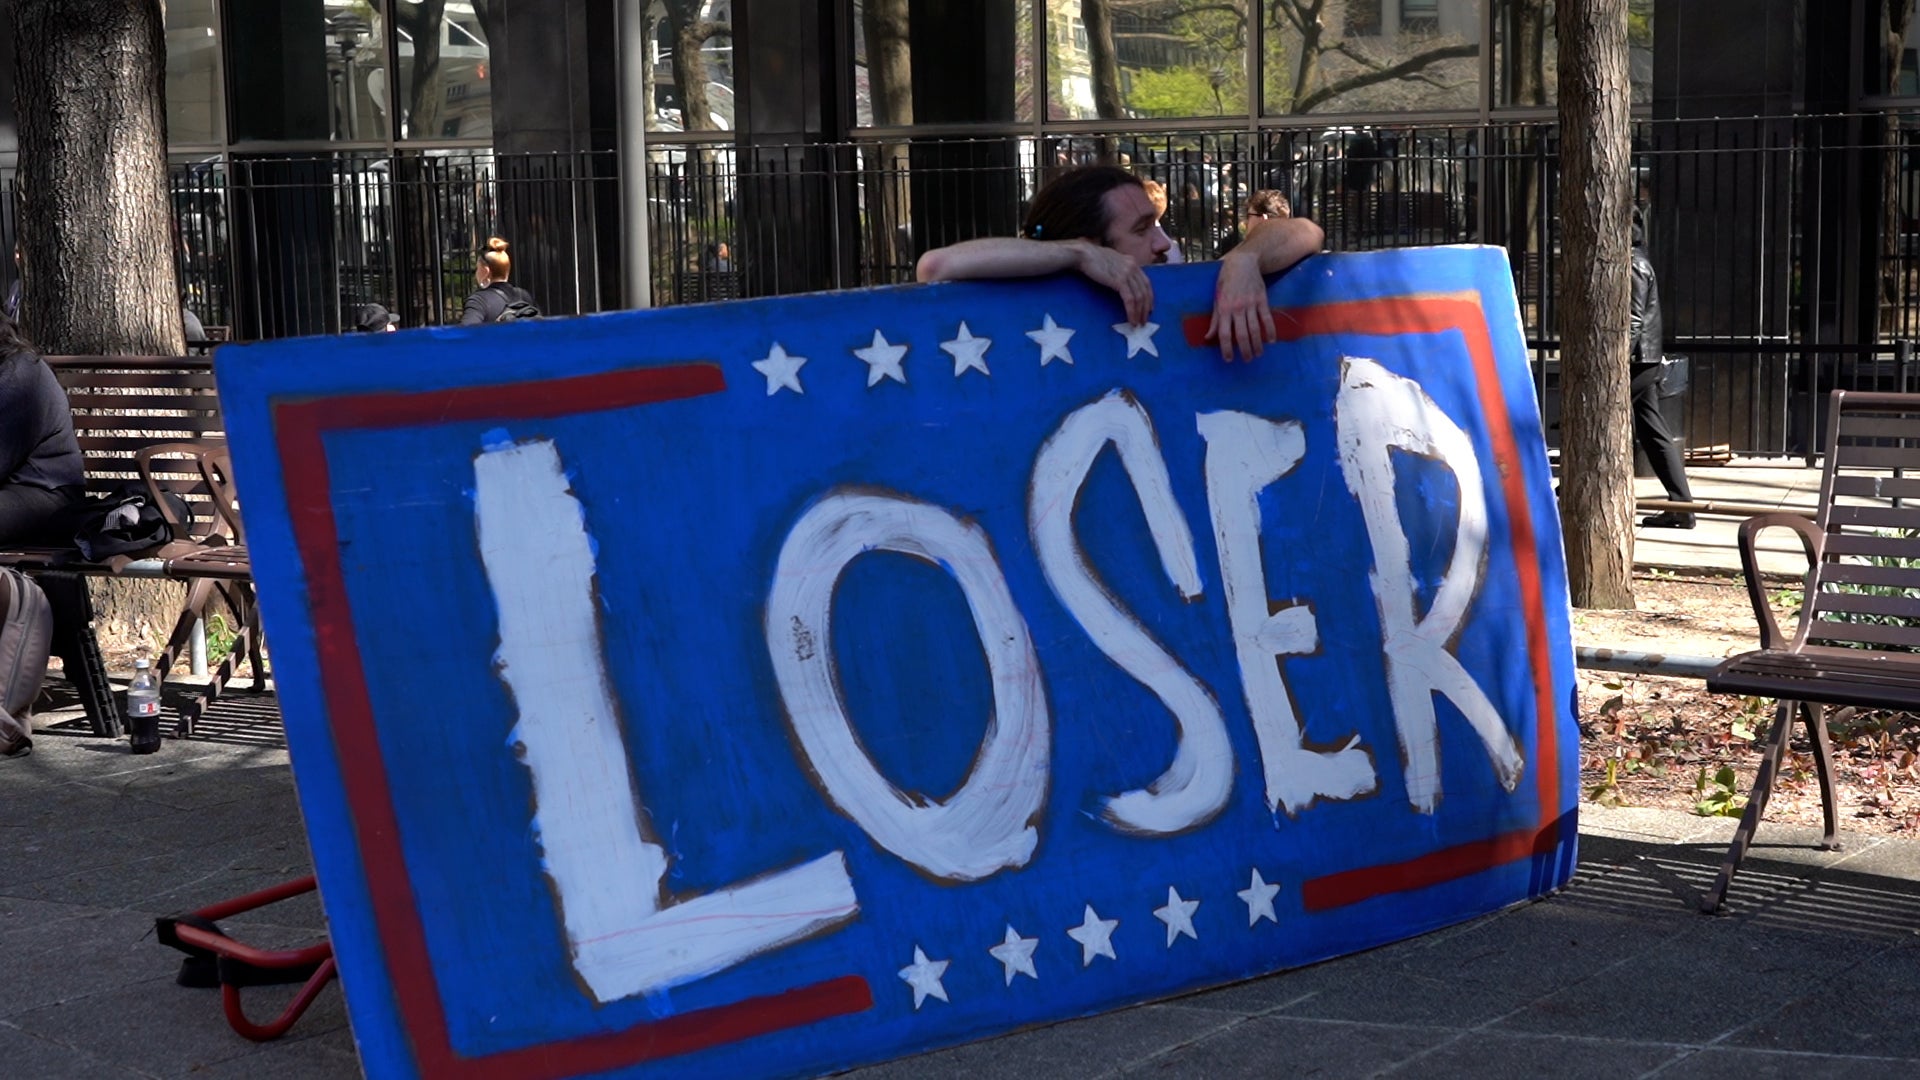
[1630,243,1663,365]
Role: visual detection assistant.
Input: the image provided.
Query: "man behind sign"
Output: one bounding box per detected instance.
[915,165,1324,364]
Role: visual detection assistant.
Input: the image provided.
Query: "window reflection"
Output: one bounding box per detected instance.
[1888,1,1919,97]
[395,1,494,140]
[1046,1,1250,121]
[853,0,1031,127]
[164,0,223,145]
[328,1,389,140]
[1265,0,1479,115]
[1494,2,1656,109]
[645,1,736,132]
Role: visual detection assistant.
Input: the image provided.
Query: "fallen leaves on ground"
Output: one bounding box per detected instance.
[1576,572,1920,836]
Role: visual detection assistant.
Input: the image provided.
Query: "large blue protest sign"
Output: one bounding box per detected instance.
[215,245,1577,1080]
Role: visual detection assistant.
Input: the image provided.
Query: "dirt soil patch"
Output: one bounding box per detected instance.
[1576,571,1920,837]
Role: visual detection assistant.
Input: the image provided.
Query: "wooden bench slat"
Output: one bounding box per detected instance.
[1825,502,1920,531]
[1812,590,1920,619]
[1820,562,1920,588]
[67,393,220,410]
[73,415,227,434]
[1803,617,1920,649]
[1821,532,1920,559]
[1831,442,1920,469]
[1829,474,1920,500]
[57,373,217,390]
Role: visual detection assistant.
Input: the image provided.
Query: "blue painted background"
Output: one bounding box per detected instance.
[217,246,1578,1079]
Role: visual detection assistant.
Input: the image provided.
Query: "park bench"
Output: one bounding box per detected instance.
[0,355,263,739]
[1704,388,1920,911]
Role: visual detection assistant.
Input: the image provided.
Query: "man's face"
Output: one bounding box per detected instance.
[1100,184,1172,267]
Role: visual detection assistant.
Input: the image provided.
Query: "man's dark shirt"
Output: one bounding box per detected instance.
[0,350,84,491]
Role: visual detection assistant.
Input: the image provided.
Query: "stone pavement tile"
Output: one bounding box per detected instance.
[843,1003,1238,1080]
[1648,1047,1920,1079]
[1718,942,1920,1059]
[1376,1031,1690,1079]
[0,1019,149,1079]
[0,895,113,942]
[6,968,351,1079]
[174,1031,360,1080]
[1173,897,1682,1029]
[1117,1014,1452,1078]
[1489,918,1889,1045]
[11,831,314,911]
[0,908,174,1021]
[1579,805,1738,846]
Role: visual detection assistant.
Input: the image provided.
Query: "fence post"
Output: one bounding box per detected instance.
[616,0,652,310]
[1901,339,1913,396]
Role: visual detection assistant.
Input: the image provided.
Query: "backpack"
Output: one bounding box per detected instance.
[494,299,541,323]
[1,567,54,757]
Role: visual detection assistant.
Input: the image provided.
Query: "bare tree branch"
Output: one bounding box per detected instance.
[1294,41,1478,113]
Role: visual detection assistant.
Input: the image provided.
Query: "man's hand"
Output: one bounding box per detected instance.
[1204,250,1276,362]
[1072,240,1154,326]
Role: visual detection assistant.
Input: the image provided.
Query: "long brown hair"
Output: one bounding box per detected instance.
[1021,166,1143,244]
[480,236,512,281]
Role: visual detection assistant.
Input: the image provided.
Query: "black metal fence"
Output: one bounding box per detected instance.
[7,113,1920,457]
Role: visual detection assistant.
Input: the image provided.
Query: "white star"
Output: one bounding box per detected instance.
[897,945,950,1010]
[853,329,909,387]
[987,924,1039,986]
[751,342,807,396]
[940,321,993,378]
[1237,869,1281,927]
[1026,313,1076,366]
[1113,320,1161,359]
[1153,886,1200,947]
[1066,904,1119,968]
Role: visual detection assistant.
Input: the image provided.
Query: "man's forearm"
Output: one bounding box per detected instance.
[915,237,1091,283]
[1221,218,1324,276]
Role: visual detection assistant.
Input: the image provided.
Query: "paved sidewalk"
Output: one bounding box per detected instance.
[3,461,1910,1078]
[4,677,1919,1079]
[1630,459,1823,578]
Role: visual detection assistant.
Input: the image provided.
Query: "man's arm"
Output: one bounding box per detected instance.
[916,237,1154,326]
[1206,217,1325,362]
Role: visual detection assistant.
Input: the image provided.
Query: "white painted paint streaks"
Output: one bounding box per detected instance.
[766,490,1049,882]
[1198,410,1379,815]
[1030,391,1231,835]
[1334,358,1524,813]
[475,439,857,1004]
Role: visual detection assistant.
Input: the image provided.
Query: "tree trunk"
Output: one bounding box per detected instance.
[399,0,450,141]
[12,0,183,356]
[862,0,913,275]
[1082,0,1125,121]
[1555,0,1635,609]
[13,0,188,648]
[663,0,716,132]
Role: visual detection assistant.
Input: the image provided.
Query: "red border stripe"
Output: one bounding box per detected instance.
[274,364,872,1079]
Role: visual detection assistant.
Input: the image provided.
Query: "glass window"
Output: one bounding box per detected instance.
[1887,2,1919,97]
[1047,1,1251,122]
[394,1,493,140]
[1494,2,1656,109]
[230,1,388,142]
[853,0,1033,127]
[165,0,224,145]
[1265,0,1481,116]
[646,1,736,132]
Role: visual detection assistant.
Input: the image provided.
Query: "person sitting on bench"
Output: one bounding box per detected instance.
[0,315,84,545]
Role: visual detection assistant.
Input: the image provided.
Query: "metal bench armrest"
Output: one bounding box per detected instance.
[1736,511,1823,651]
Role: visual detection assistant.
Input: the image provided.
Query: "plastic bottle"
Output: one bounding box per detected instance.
[126,658,162,754]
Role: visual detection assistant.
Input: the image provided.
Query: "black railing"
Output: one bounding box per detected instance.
[9,113,1920,458]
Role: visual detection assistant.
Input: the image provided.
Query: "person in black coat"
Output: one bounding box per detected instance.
[459,237,539,325]
[1630,211,1695,529]
[0,316,84,545]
